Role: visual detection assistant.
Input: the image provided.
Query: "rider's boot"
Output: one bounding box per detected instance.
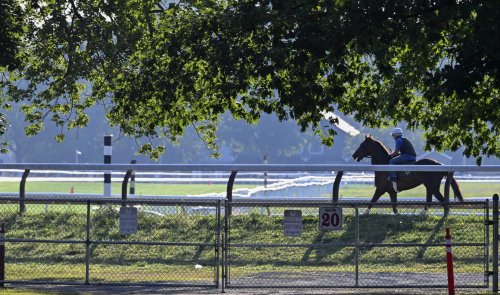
[389,176,400,193]
[392,181,400,193]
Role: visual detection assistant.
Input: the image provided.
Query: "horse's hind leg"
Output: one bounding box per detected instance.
[423,189,432,212]
[389,192,398,214]
[433,190,445,203]
[432,190,449,215]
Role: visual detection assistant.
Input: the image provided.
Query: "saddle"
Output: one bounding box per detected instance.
[395,160,416,178]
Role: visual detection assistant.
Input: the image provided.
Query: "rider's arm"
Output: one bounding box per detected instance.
[390,138,403,158]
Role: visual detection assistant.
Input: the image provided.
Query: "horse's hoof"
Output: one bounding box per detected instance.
[364,209,371,215]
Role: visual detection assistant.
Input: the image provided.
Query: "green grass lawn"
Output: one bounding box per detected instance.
[0,290,59,295]
[0,180,498,199]
[0,181,250,196]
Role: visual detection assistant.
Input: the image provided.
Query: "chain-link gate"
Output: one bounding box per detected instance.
[0,197,222,288]
[223,200,491,291]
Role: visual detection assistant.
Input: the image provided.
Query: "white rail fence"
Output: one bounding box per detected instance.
[1,164,500,199]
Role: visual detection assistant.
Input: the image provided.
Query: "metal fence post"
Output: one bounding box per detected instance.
[85,201,91,285]
[215,199,221,289]
[332,171,344,202]
[224,170,237,289]
[486,199,491,288]
[0,223,5,287]
[223,198,229,289]
[355,206,359,287]
[121,170,132,207]
[493,194,498,293]
[19,169,30,214]
[227,171,237,216]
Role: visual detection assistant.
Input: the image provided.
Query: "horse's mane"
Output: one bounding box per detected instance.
[367,135,391,156]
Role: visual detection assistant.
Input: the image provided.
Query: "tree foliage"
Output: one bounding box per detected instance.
[0,0,24,153]
[1,0,499,163]
[0,0,23,69]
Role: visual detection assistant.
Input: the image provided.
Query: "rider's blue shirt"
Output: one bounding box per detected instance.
[394,137,416,161]
[395,137,404,151]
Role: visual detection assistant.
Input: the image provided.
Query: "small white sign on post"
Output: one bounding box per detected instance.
[120,206,138,235]
[319,207,343,230]
[284,209,303,237]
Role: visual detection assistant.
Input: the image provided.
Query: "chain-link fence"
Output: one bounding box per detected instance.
[0,197,495,292]
[0,197,222,287]
[224,200,490,290]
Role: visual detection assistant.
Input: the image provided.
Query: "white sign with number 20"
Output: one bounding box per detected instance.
[319,207,342,230]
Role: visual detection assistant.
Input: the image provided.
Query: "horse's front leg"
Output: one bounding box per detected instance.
[366,188,386,215]
[423,189,432,212]
[389,192,398,214]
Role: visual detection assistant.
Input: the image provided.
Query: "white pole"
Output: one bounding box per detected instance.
[75,150,81,164]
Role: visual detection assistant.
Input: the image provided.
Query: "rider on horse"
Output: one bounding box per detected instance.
[389,128,417,192]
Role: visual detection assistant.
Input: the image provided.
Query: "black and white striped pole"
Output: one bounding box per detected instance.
[104,134,112,197]
[130,160,136,195]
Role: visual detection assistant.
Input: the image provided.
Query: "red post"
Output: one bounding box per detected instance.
[0,222,5,287]
[445,228,455,295]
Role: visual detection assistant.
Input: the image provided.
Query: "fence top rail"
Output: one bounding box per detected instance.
[1,163,500,173]
[0,196,487,207]
[229,200,487,207]
[0,196,224,206]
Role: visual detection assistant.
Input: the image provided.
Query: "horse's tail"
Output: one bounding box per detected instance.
[449,176,464,202]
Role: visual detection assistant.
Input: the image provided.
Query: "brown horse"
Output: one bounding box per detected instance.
[352,135,463,214]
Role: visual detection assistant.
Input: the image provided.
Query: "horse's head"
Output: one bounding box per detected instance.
[352,135,392,163]
[352,135,374,162]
